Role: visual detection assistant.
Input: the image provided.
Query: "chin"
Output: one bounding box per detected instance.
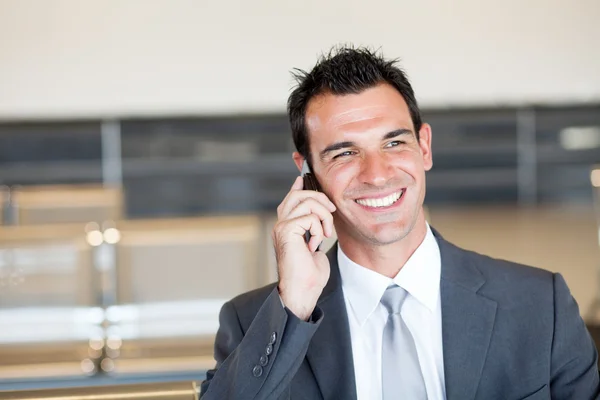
[357,224,413,246]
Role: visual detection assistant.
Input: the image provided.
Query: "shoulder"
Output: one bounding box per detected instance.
[229,282,279,310]
[225,282,279,328]
[443,238,557,303]
[469,248,553,284]
[432,227,551,284]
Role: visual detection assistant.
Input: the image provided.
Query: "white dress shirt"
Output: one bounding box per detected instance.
[338,224,446,400]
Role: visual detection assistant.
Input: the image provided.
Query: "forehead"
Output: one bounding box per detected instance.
[305,83,413,148]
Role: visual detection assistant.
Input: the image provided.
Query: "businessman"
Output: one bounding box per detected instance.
[200,46,600,399]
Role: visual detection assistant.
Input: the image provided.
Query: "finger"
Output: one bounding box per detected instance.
[286,198,334,237]
[291,175,304,191]
[277,177,304,216]
[308,234,322,253]
[302,214,325,253]
[280,214,324,251]
[278,190,336,220]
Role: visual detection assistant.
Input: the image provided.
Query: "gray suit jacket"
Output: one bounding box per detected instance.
[200,230,600,399]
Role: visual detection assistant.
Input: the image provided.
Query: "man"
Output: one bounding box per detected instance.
[200,47,600,399]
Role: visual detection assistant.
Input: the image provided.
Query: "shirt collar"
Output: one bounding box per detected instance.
[338,224,441,326]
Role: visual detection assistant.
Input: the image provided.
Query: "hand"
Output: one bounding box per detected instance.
[272,176,336,320]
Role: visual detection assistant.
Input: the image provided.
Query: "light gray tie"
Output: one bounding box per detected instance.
[381,285,427,399]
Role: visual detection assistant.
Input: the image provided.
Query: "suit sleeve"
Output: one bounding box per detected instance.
[200,287,323,399]
[550,273,600,399]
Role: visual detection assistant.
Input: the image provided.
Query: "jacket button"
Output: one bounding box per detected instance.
[259,354,269,367]
[252,365,263,377]
[265,344,273,356]
[269,332,277,345]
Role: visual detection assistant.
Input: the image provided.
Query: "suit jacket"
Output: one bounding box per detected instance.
[200,229,600,399]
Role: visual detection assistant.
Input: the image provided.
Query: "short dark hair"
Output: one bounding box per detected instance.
[287,46,423,164]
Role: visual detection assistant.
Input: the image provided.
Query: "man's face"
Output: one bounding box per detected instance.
[295,83,433,247]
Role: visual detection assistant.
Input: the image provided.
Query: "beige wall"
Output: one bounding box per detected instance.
[0,0,599,119]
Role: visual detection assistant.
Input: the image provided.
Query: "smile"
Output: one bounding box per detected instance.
[355,190,404,208]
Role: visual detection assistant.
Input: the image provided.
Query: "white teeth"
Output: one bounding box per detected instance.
[355,191,403,208]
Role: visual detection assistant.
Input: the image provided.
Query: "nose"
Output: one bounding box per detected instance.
[357,153,394,186]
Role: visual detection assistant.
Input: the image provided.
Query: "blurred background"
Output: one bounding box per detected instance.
[1,0,600,394]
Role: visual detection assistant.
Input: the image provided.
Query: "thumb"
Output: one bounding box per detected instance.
[291,176,304,191]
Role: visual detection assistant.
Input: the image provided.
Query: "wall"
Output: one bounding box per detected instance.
[0,0,599,119]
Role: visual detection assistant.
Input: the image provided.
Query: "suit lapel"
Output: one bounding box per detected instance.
[306,232,497,400]
[306,245,357,400]
[435,232,497,400]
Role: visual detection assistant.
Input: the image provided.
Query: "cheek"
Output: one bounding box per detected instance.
[322,164,359,196]
[393,152,424,175]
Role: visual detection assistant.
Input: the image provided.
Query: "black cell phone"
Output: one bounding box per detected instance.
[301,161,321,247]
[301,161,320,192]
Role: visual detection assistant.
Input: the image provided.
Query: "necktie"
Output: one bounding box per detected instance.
[381,285,427,399]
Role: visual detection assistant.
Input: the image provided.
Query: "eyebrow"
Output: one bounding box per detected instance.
[319,128,413,160]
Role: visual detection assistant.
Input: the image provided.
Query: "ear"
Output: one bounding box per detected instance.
[418,123,433,171]
[292,152,304,172]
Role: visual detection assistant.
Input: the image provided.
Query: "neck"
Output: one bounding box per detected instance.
[337,210,428,278]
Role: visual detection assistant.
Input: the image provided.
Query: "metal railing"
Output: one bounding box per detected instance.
[0,380,199,400]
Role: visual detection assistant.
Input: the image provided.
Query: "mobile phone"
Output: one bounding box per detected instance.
[301,161,321,248]
[301,160,320,192]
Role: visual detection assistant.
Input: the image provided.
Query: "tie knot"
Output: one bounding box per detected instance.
[380,285,408,315]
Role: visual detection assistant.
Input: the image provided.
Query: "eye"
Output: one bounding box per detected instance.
[385,140,403,148]
[333,150,355,159]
